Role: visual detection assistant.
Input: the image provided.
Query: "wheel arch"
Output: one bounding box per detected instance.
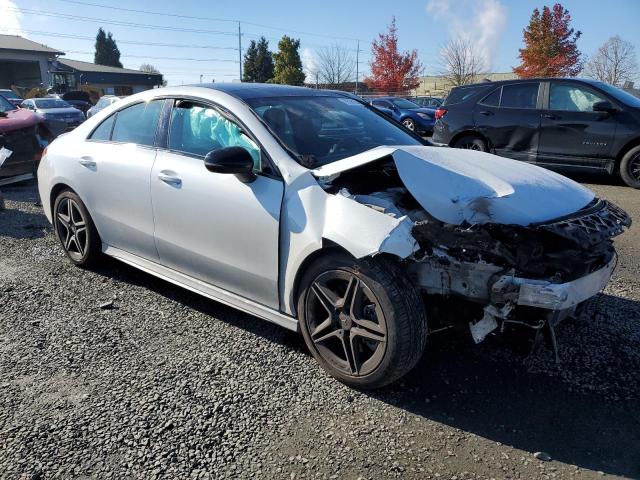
[288,240,405,317]
[49,183,102,240]
[449,130,490,149]
[615,137,640,172]
[50,183,77,218]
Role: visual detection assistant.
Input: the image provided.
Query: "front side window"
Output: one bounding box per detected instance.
[111,100,163,146]
[247,95,423,168]
[168,101,261,170]
[549,84,607,112]
[500,83,539,109]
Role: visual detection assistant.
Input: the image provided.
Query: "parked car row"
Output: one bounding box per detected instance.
[20,98,86,137]
[368,97,437,136]
[0,90,124,181]
[432,77,640,188]
[0,95,52,181]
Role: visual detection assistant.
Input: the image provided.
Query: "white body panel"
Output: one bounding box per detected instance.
[150,150,283,309]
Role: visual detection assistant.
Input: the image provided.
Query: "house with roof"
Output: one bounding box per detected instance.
[0,34,163,96]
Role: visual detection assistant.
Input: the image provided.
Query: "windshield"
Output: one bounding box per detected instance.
[34,99,72,109]
[0,95,15,113]
[593,82,640,108]
[0,90,20,100]
[247,95,423,168]
[391,98,420,109]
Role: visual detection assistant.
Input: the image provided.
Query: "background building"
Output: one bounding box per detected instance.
[51,59,162,96]
[0,34,163,97]
[0,34,63,91]
[411,72,518,98]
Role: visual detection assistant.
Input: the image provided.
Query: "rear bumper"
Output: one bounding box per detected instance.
[494,255,616,310]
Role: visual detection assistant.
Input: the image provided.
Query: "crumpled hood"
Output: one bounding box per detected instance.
[312,145,595,226]
[0,108,43,133]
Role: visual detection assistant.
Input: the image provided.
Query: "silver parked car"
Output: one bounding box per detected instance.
[37,84,630,388]
[86,95,124,118]
[20,97,85,137]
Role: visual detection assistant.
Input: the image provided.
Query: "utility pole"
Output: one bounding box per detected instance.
[238,22,242,82]
[355,40,360,94]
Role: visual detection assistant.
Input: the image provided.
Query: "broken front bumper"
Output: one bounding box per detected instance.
[411,252,616,311]
[492,255,616,310]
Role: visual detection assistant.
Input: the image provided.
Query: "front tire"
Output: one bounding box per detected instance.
[297,252,427,389]
[53,190,102,267]
[619,145,640,189]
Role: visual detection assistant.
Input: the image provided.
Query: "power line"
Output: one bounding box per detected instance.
[64,50,239,63]
[7,7,238,35]
[52,0,363,42]
[11,29,238,50]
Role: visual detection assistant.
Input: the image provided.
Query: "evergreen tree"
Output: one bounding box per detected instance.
[272,36,305,85]
[244,37,275,83]
[94,28,123,68]
[243,40,259,82]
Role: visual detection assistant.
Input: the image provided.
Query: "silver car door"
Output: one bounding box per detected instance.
[79,100,164,260]
[150,99,284,309]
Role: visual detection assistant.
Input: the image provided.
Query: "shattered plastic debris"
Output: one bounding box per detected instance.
[0,147,13,168]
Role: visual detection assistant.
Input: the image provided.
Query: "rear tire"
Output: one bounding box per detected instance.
[619,145,640,189]
[453,134,488,152]
[53,190,102,267]
[297,252,427,389]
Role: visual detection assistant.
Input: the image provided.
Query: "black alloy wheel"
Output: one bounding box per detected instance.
[304,270,388,377]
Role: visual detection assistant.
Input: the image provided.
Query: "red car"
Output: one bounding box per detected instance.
[0,95,52,181]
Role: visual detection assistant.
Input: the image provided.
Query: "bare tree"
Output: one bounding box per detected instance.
[584,36,638,86]
[316,44,356,86]
[140,64,167,86]
[439,37,485,87]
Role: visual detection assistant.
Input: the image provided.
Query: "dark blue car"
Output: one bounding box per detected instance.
[370,97,436,135]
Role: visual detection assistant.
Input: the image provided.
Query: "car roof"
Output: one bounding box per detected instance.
[197,83,341,100]
[455,77,604,89]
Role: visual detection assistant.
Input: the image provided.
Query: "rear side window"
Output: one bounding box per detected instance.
[444,85,490,105]
[480,88,501,107]
[111,100,164,146]
[89,115,115,141]
[500,83,539,109]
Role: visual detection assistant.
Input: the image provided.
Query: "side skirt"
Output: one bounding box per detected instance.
[103,245,299,332]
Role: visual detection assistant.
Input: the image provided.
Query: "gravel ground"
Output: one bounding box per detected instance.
[1,179,639,479]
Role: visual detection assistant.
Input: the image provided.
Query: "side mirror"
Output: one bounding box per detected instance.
[204,146,256,183]
[593,101,617,114]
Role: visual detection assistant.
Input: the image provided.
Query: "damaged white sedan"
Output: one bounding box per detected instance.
[38,84,631,388]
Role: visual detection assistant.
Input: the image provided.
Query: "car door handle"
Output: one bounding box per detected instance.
[542,113,559,120]
[158,171,182,186]
[479,110,494,116]
[78,156,96,168]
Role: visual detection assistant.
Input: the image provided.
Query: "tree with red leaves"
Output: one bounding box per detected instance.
[514,3,583,78]
[364,17,422,93]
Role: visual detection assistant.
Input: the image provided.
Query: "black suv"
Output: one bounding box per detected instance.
[432,78,640,188]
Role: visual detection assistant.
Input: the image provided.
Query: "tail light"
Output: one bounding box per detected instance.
[435,108,448,120]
